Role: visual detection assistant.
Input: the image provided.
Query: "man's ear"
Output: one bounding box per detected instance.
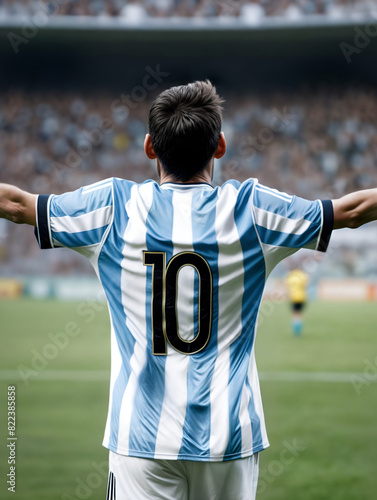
[144,134,157,160]
[214,132,226,159]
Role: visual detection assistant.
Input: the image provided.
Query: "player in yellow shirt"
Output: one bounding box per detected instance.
[285,269,309,336]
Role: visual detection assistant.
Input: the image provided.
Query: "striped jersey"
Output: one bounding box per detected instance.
[35,177,333,462]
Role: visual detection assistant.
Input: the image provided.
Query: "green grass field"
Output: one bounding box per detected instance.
[0,298,376,500]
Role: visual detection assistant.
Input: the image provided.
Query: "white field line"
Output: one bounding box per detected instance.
[0,370,375,383]
[259,372,373,383]
[0,370,110,381]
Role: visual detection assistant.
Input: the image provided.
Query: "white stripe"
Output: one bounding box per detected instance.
[239,381,253,456]
[249,349,269,447]
[82,179,113,192]
[176,266,196,341]
[1,370,371,383]
[316,199,324,251]
[51,205,112,235]
[210,184,243,458]
[116,183,154,452]
[255,185,292,203]
[154,190,192,459]
[46,195,53,248]
[84,182,113,194]
[254,206,312,235]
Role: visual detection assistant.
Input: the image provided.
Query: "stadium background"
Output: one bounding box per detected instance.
[0,1,377,499]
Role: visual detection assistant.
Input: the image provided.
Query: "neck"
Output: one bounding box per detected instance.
[158,161,213,185]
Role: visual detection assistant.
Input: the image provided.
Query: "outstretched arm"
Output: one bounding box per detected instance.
[0,184,37,226]
[332,189,377,229]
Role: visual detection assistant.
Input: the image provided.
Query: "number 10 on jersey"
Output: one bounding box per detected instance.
[143,251,213,355]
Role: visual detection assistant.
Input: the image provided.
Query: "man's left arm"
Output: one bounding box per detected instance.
[0,183,37,226]
[332,189,377,229]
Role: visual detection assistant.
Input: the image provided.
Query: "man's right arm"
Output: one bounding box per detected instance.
[0,184,37,226]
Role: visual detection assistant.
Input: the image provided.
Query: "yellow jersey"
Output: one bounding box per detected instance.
[285,269,309,303]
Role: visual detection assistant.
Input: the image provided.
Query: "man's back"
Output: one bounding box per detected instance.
[102,178,267,461]
[35,176,330,461]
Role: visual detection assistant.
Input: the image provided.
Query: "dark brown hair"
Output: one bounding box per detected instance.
[148,80,224,181]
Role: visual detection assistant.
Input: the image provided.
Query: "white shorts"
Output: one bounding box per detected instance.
[106,450,259,500]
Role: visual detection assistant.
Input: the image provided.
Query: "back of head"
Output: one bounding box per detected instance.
[148,80,224,181]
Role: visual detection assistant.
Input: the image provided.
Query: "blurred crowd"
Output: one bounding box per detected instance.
[0,0,374,20]
[1,83,377,276]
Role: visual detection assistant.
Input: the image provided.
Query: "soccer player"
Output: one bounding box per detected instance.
[285,268,309,336]
[1,80,377,500]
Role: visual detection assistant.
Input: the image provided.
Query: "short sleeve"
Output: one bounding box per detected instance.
[34,178,114,255]
[252,183,333,273]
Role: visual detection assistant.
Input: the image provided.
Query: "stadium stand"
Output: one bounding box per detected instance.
[2,85,377,197]
[1,0,377,280]
[0,0,373,19]
[1,85,377,278]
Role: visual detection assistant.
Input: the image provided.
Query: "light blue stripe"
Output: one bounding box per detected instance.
[51,225,108,248]
[254,188,291,215]
[98,179,134,452]
[225,181,265,459]
[50,179,113,218]
[178,188,219,460]
[128,185,174,456]
[256,224,320,249]
[285,197,321,221]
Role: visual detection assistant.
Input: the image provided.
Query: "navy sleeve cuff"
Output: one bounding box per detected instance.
[318,199,333,252]
[34,194,53,249]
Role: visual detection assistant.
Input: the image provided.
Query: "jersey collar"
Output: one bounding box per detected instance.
[160,182,214,191]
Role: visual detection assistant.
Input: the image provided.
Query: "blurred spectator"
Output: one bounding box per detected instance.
[120,0,147,21]
[240,0,265,23]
